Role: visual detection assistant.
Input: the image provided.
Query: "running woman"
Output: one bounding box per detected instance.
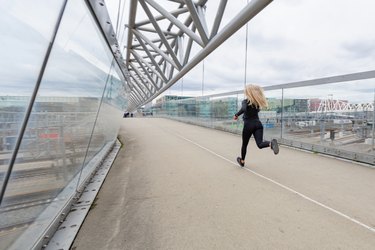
[234,84,279,167]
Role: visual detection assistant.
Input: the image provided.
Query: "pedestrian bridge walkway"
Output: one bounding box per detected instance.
[72,118,375,249]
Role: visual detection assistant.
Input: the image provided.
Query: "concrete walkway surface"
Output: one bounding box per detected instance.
[72,118,375,250]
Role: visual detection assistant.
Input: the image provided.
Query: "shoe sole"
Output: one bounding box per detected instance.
[271,139,279,155]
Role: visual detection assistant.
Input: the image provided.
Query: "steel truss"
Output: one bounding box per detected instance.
[125,0,273,111]
[317,99,374,113]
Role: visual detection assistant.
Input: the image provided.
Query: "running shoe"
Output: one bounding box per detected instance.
[237,157,244,167]
[271,139,279,155]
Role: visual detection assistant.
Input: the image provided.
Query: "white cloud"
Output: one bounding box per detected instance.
[1,0,374,104]
[165,0,375,103]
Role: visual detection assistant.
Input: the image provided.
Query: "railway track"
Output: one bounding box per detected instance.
[0,168,60,181]
[0,219,35,238]
[0,188,66,247]
[0,188,62,213]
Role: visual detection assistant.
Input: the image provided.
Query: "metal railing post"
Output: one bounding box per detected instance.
[372,88,375,151]
[281,88,284,139]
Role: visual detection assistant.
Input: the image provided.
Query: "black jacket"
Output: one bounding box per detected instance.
[235,99,260,120]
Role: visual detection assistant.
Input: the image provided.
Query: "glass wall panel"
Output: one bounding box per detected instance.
[152,80,374,164]
[152,90,283,137]
[262,89,283,140]
[0,0,65,201]
[282,80,375,159]
[78,62,126,186]
[208,94,240,133]
[0,0,117,248]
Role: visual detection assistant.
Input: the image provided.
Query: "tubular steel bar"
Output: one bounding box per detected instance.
[126,0,214,109]
[202,70,375,99]
[126,0,138,68]
[135,7,189,28]
[184,0,209,45]
[133,29,180,69]
[145,0,205,47]
[139,0,183,69]
[139,0,273,108]
[87,0,130,87]
[210,0,228,38]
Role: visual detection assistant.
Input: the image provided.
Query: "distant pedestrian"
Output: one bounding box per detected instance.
[234,84,279,167]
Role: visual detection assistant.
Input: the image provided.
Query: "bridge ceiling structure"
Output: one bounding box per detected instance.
[124,0,273,111]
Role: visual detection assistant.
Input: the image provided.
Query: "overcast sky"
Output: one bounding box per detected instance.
[0,0,374,104]
[106,0,375,103]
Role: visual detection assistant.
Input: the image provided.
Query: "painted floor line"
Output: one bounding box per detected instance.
[174,132,375,234]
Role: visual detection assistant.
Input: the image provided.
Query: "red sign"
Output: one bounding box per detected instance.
[39,133,59,139]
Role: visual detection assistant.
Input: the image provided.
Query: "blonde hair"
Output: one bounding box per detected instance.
[244,84,268,109]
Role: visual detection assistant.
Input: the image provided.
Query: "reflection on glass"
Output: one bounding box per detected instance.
[282,80,375,155]
[261,89,283,140]
[0,1,65,248]
[0,0,65,199]
[78,63,125,187]
[0,0,124,248]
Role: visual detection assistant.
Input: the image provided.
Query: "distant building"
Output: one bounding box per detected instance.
[155,95,192,105]
[309,98,321,112]
[210,97,237,119]
[293,99,309,112]
[153,95,193,116]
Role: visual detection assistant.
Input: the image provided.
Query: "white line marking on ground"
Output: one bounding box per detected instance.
[174,133,375,234]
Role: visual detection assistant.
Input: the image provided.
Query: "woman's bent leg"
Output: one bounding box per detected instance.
[253,127,270,149]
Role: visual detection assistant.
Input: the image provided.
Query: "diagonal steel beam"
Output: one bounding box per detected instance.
[197,6,209,36]
[133,29,179,70]
[136,26,179,37]
[131,51,160,90]
[184,0,209,45]
[177,36,184,64]
[129,88,143,108]
[183,24,195,66]
[138,0,183,70]
[129,81,144,101]
[130,62,155,93]
[126,0,137,68]
[128,95,135,106]
[132,91,143,103]
[161,60,168,83]
[210,0,228,39]
[130,91,141,104]
[133,47,158,54]
[145,0,204,47]
[128,98,134,109]
[129,68,151,95]
[133,32,168,82]
[168,0,185,4]
[135,7,189,27]
[129,71,149,98]
[133,35,175,48]
[139,0,274,107]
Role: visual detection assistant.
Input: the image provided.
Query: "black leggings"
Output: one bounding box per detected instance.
[241,120,270,160]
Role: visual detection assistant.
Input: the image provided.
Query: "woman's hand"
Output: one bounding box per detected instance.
[233,115,238,120]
